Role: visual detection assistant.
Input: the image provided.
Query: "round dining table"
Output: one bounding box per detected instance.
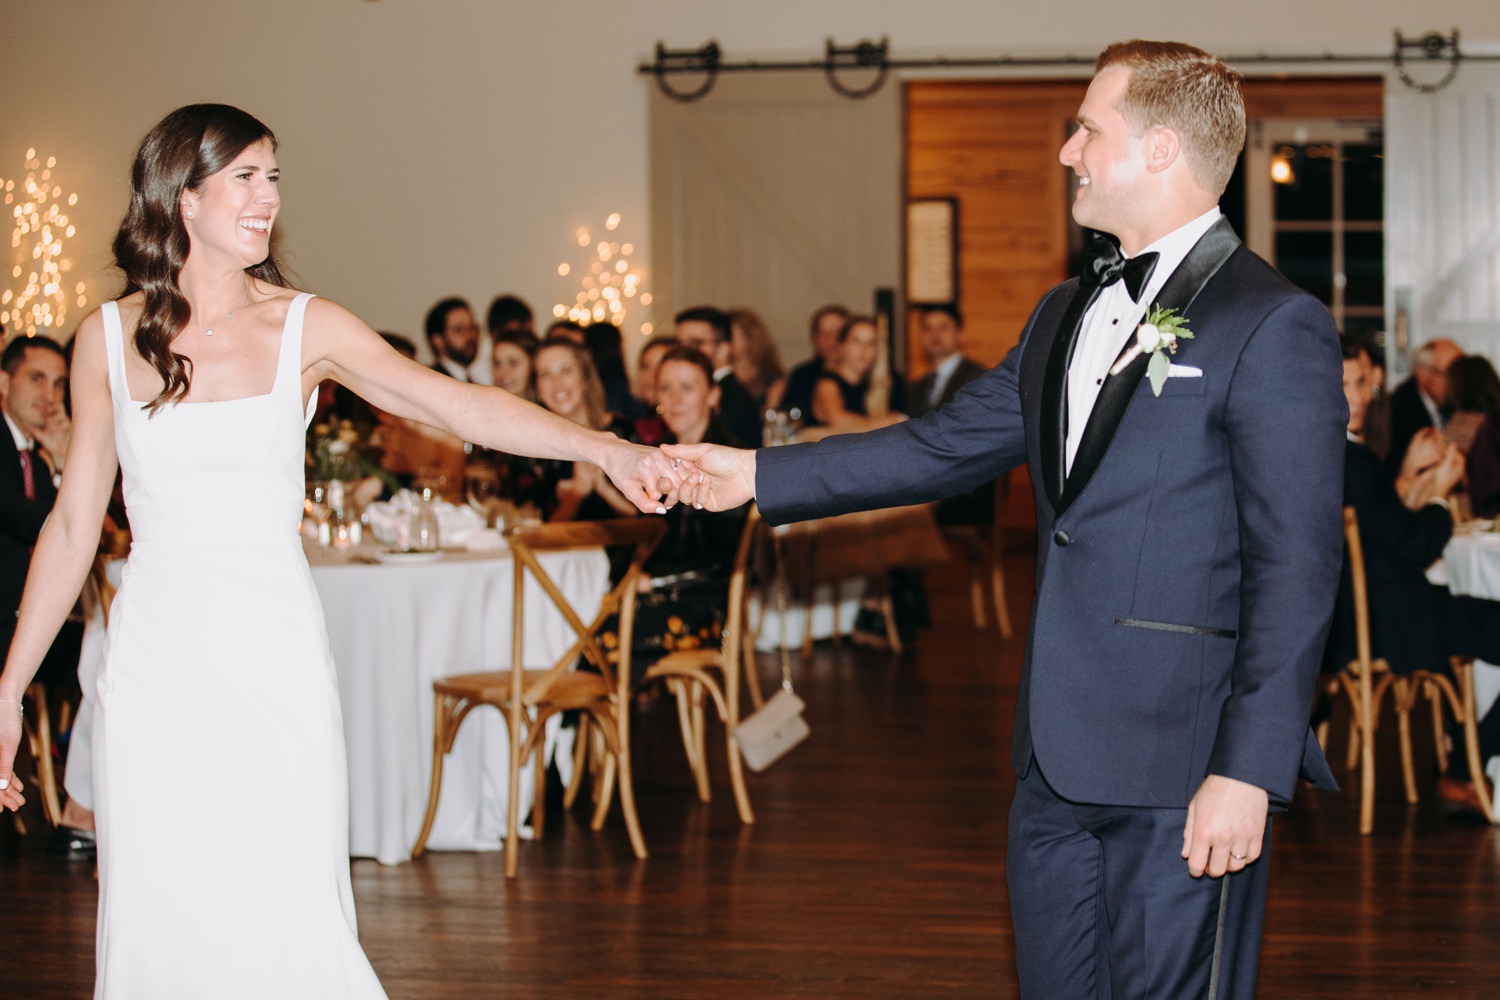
[306,541,608,864]
[1437,523,1500,817]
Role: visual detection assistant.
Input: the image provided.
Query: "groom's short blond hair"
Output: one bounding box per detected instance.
[1097,40,1246,198]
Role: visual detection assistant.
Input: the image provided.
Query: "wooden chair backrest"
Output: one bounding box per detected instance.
[1342,506,1375,675]
[507,518,667,704]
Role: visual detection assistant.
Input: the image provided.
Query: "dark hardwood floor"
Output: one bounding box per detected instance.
[3,539,1499,998]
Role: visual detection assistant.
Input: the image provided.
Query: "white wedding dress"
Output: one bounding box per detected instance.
[95,294,386,998]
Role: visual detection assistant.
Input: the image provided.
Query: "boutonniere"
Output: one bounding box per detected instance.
[1108,305,1194,396]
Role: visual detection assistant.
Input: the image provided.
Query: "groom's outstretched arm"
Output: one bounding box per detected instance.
[671,329,1034,522]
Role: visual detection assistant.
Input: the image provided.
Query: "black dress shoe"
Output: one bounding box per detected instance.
[51,825,97,860]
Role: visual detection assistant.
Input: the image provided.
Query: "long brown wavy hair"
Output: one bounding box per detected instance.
[113,104,291,414]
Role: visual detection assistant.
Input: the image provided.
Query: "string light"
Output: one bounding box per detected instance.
[1,149,85,336]
[551,212,651,335]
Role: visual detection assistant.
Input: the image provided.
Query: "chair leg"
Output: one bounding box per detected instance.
[1430,686,1450,774]
[590,745,617,832]
[614,721,648,860]
[967,551,988,631]
[531,727,548,841]
[879,591,903,654]
[1358,677,1376,836]
[690,680,711,803]
[741,641,765,710]
[505,700,526,879]
[1455,662,1499,824]
[1395,680,1419,805]
[990,540,1013,640]
[668,679,710,801]
[23,684,62,828]
[412,693,455,859]
[563,714,590,810]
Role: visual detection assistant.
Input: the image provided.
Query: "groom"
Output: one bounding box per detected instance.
[670,40,1344,997]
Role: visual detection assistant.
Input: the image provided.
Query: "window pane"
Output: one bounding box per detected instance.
[1276,231,1334,303]
[1274,147,1333,221]
[1343,144,1384,222]
[1344,232,1384,306]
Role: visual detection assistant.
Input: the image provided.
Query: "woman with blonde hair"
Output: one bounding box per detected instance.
[728,307,785,408]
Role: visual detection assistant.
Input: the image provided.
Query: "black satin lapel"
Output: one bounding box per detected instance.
[1038,282,1095,507]
[1056,218,1242,515]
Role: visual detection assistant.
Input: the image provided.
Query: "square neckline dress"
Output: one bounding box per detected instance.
[96,293,386,998]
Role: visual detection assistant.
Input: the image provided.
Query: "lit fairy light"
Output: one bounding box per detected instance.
[551,212,651,335]
[1,149,86,336]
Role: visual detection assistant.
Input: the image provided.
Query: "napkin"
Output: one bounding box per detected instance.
[364,490,486,547]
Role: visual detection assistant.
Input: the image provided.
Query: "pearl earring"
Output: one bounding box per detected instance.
[184,210,194,219]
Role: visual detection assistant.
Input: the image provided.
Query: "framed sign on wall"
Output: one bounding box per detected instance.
[906,197,958,305]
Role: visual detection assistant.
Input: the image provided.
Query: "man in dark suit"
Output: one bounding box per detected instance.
[909,305,993,525]
[779,304,849,421]
[908,304,987,419]
[1337,335,1500,811]
[674,306,761,447]
[423,296,483,383]
[668,41,1344,997]
[1386,337,1461,474]
[0,334,76,685]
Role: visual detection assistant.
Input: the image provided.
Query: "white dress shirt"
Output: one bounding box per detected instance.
[928,352,964,408]
[1065,208,1222,472]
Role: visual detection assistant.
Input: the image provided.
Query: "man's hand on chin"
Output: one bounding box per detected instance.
[1181,774,1269,879]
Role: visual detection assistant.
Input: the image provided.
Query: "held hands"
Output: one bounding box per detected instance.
[1181,774,1268,878]
[660,442,757,512]
[598,440,687,514]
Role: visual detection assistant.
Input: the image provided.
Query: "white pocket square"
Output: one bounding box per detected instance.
[1167,364,1203,378]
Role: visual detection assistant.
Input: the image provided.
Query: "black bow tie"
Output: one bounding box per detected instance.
[1080,231,1159,303]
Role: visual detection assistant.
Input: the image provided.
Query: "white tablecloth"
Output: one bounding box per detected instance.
[1439,527,1500,816]
[308,543,608,864]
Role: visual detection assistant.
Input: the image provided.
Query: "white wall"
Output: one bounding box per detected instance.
[3,0,1498,344]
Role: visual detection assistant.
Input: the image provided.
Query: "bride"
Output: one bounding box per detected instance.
[0,104,681,997]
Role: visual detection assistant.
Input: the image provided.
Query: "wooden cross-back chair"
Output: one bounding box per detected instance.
[1325,506,1496,833]
[411,518,666,877]
[623,505,763,825]
[13,555,114,837]
[938,473,1014,639]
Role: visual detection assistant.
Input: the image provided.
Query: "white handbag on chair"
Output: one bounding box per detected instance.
[732,531,809,772]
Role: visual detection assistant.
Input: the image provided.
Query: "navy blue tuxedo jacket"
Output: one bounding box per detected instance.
[758,219,1344,808]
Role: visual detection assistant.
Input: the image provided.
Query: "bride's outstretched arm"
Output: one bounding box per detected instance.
[301,298,682,512]
[0,310,119,810]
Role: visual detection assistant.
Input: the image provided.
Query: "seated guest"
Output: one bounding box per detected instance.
[631,335,677,446]
[0,334,90,851]
[1387,336,1461,474]
[544,319,587,345]
[1336,334,1500,811]
[485,294,534,337]
[424,297,485,383]
[728,307,785,412]
[774,303,848,419]
[674,306,761,446]
[909,304,993,525]
[491,329,538,399]
[585,322,646,419]
[1443,355,1500,517]
[604,346,750,670]
[528,337,638,522]
[807,314,906,433]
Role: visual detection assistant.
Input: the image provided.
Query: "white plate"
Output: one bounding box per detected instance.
[374,549,444,565]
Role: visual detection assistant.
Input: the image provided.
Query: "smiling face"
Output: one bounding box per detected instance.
[491,341,531,396]
[1058,67,1151,247]
[534,343,588,423]
[181,137,280,269]
[655,358,718,444]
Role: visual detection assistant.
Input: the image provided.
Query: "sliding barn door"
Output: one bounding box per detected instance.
[649,74,901,367]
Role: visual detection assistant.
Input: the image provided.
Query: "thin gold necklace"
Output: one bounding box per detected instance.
[198,296,252,337]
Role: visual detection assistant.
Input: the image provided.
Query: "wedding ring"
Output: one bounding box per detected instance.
[1230,852,1246,861]
[672,458,681,469]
